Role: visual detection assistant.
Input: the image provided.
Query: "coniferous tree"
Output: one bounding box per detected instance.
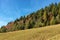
[0,26,7,33]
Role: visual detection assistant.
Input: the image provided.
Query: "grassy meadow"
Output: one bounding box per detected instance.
[0,24,60,40]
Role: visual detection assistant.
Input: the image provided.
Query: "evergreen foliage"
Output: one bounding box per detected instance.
[1,3,60,33]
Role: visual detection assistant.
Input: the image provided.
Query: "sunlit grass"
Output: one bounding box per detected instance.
[0,24,60,40]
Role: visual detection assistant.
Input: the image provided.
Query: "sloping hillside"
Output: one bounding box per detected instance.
[0,3,60,32]
[0,24,60,40]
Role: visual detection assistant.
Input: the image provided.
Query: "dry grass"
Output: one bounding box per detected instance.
[0,24,60,40]
[48,34,60,40]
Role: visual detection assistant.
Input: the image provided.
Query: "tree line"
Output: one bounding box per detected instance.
[0,3,60,33]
